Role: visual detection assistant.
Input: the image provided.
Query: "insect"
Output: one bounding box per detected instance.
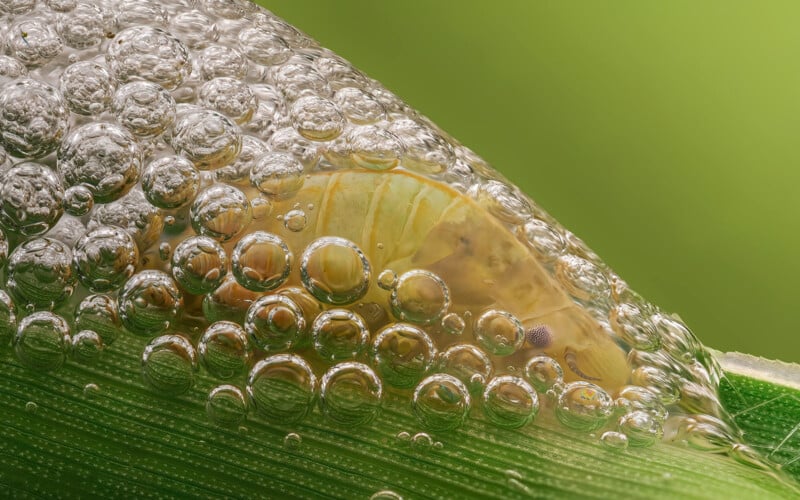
[165,169,631,392]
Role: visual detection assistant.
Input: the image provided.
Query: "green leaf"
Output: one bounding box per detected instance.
[0,335,796,498]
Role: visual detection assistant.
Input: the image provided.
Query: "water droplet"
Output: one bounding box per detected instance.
[206,384,248,426]
[73,226,139,293]
[482,376,539,429]
[244,294,305,352]
[312,309,370,362]
[249,151,305,198]
[119,270,183,336]
[141,156,200,210]
[283,432,302,449]
[200,44,248,80]
[190,184,252,242]
[0,162,64,236]
[229,231,291,292]
[112,81,176,138]
[438,344,493,395]
[412,373,471,431]
[370,491,403,500]
[75,294,122,346]
[71,330,104,364]
[61,188,96,223]
[390,270,450,325]
[171,108,242,170]
[0,78,69,158]
[600,431,629,451]
[141,335,198,396]
[615,385,668,422]
[300,237,371,305]
[474,309,524,356]
[371,323,436,389]
[609,303,660,351]
[291,95,344,142]
[59,60,115,115]
[58,122,141,204]
[555,381,614,432]
[198,321,252,379]
[14,311,71,372]
[7,237,75,307]
[441,313,465,335]
[171,235,228,295]
[410,432,433,451]
[106,26,190,90]
[618,410,663,447]
[377,270,397,290]
[523,355,564,393]
[83,383,101,398]
[319,362,382,426]
[246,354,316,424]
[283,209,307,232]
[0,291,16,346]
[199,77,257,125]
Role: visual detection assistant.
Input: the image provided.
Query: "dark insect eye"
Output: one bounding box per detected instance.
[525,324,552,348]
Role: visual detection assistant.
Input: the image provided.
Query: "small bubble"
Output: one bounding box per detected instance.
[600,431,629,451]
[390,270,450,325]
[199,321,253,380]
[370,491,403,500]
[119,270,183,336]
[283,209,307,232]
[190,184,252,242]
[616,385,668,422]
[244,294,305,352]
[396,431,411,442]
[377,270,397,290]
[312,309,370,362]
[438,344,492,395]
[474,309,524,356]
[283,432,302,449]
[555,382,614,432]
[0,162,64,237]
[71,330,104,364]
[232,231,292,292]
[250,151,305,198]
[199,77,257,125]
[246,354,316,424]
[25,401,38,413]
[141,335,198,396]
[106,26,190,90]
[142,156,200,210]
[411,432,433,451]
[618,410,663,447]
[371,323,436,389]
[73,226,139,293]
[319,362,382,426]
[482,376,539,429]
[206,384,248,427]
[0,78,69,158]
[159,242,172,261]
[523,355,564,393]
[441,313,465,335]
[113,81,176,138]
[171,235,228,295]
[75,294,122,346]
[14,312,71,372]
[59,61,115,115]
[250,196,272,219]
[83,383,101,398]
[0,291,16,346]
[291,95,344,142]
[58,122,141,204]
[300,237,371,305]
[64,186,95,217]
[412,374,471,431]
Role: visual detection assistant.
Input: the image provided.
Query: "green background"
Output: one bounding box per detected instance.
[263,1,800,362]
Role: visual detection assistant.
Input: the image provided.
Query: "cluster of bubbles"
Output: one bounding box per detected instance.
[0,0,756,468]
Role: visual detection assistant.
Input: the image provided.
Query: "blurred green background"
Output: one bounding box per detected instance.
[263,1,800,362]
